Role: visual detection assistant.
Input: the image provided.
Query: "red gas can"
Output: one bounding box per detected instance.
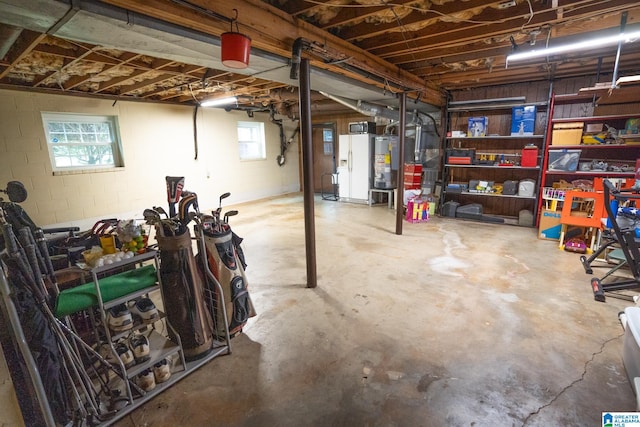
[521,145,538,167]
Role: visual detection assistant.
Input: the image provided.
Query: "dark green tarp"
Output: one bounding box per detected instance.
[54,264,157,317]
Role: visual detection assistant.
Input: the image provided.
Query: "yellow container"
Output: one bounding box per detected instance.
[99,235,116,254]
[582,133,606,144]
[551,122,584,146]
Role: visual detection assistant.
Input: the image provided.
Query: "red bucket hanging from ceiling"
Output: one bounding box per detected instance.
[221,9,251,69]
[221,32,251,69]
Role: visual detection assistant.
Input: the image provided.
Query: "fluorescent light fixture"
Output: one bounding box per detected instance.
[506,30,640,64]
[200,96,238,107]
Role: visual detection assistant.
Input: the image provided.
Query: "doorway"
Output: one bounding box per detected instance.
[311,123,337,193]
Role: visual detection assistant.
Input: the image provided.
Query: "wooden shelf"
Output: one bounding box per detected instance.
[446,135,545,140]
[551,114,637,124]
[445,164,539,170]
[548,144,636,149]
[448,100,547,112]
[545,171,634,177]
[448,191,537,200]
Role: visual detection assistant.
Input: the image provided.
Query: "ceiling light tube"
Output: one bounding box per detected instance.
[200,96,238,107]
[506,30,640,64]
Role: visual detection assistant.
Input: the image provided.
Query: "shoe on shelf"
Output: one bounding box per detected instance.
[108,303,133,332]
[153,358,171,384]
[136,369,156,392]
[129,334,150,363]
[113,341,135,369]
[129,298,159,322]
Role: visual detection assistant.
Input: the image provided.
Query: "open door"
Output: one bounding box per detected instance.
[312,123,337,193]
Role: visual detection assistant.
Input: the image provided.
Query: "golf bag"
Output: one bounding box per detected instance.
[156,230,214,361]
[202,226,255,338]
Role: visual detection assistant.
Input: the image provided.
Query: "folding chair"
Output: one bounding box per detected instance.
[591,180,640,302]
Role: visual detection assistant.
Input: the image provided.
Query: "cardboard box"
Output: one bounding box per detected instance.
[511,105,536,136]
[468,117,488,137]
[404,163,422,189]
[551,122,584,145]
[538,209,562,240]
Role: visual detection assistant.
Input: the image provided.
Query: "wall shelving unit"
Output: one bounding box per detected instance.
[441,95,550,225]
[538,93,640,224]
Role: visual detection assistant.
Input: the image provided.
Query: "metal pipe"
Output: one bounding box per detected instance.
[612,12,628,88]
[395,92,407,235]
[290,38,305,80]
[300,58,317,288]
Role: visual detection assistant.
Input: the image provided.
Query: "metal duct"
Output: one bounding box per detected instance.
[319,91,419,123]
[0,25,22,58]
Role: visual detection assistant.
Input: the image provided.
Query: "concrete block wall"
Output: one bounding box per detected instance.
[0,89,300,230]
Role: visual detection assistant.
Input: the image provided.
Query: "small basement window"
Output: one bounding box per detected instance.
[237,121,266,161]
[42,113,124,172]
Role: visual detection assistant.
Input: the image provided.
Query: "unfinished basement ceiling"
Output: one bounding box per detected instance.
[270,0,640,89]
[0,0,639,116]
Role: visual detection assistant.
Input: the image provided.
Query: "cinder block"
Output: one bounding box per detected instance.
[0,111,21,138]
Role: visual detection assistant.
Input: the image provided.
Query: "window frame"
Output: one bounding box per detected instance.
[42,112,124,172]
[237,121,266,161]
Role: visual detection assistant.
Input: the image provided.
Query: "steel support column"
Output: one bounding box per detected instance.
[395,92,407,235]
[299,58,317,288]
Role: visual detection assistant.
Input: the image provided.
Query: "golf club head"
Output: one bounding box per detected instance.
[165,176,184,203]
[143,208,161,224]
[224,210,238,223]
[218,192,231,207]
[153,206,169,218]
[165,176,184,217]
[178,193,199,225]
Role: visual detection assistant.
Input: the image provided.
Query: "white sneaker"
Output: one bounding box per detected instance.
[118,341,135,368]
[153,358,171,383]
[136,369,156,392]
[129,334,150,363]
[129,298,159,322]
[107,304,133,332]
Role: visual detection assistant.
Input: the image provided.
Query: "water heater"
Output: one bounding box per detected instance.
[373,136,398,189]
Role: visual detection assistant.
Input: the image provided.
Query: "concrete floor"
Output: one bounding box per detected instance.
[3,193,639,426]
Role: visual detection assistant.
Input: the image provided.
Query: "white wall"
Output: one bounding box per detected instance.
[0,89,300,230]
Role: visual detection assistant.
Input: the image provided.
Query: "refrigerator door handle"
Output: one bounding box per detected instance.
[348,149,352,171]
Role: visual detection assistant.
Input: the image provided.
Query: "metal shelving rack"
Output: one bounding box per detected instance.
[537,93,640,225]
[441,93,551,225]
[0,247,232,426]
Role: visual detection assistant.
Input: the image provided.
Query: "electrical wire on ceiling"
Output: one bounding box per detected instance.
[520,0,534,30]
[303,0,632,38]
[387,0,420,83]
[187,83,200,103]
[302,0,533,25]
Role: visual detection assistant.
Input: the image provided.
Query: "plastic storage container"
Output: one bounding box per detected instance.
[623,307,640,406]
[442,201,460,217]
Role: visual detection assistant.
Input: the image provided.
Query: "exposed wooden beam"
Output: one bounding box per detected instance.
[336,0,512,42]
[0,30,46,80]
[318,0,419,31]
[98,0,443,105]
[96,69,149,93]
[63,52,142,90]
[362,1,638,56]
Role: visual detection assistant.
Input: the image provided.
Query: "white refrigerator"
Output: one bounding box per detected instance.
[337,134,373,203]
